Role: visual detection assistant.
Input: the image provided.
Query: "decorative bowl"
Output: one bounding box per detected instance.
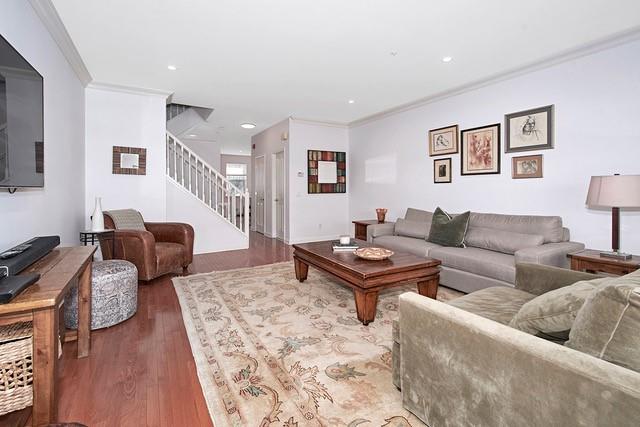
[354,247,394,261]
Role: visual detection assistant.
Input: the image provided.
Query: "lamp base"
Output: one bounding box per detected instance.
[600,251,632,261]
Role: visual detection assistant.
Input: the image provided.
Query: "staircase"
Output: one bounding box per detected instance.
[166,130,250,237]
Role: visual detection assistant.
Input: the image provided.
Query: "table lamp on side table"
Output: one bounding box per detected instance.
[586,174,640,260]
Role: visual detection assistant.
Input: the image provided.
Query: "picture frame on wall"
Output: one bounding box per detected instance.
[433,158,452,183]
[460,123,501,175]
[512,154,543,179]
[505,105,554,153]
[307,150,346,193]
[428,124,458,156]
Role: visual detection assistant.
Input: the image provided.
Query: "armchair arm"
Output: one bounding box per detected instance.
[366,222,395,242]
[144,222,195,265]
[514,241,585,268]
[398,292,640,427]
[514,262,603,296]
[110,229,156,280]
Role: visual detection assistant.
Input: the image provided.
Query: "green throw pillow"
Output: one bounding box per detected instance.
[427,207,470,247]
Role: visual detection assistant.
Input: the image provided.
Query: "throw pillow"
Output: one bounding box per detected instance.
[394,218,430,239]
[427,207,470,248]
[509,277,612,342]
[465,227,544,255]
[566,270,640,372]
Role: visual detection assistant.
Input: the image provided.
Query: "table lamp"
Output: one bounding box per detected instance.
[586,174,640,260]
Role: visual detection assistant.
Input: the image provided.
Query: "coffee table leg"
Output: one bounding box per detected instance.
[294,257,309,283]
[354,290,378,325]
[417,275,439,299]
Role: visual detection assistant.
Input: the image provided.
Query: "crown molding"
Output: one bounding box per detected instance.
[349,27,640,128]
[29,0,92,86]
[87,81,173,98]
[289,116,349,129]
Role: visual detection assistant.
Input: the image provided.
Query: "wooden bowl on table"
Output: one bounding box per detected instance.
[354,247,394,261]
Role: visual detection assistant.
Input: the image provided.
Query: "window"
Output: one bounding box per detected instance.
[226,163,247,192]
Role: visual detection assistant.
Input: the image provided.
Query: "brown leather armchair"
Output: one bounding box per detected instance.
[101,212,194,281]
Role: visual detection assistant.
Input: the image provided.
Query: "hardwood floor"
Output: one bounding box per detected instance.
[0,232,292,427]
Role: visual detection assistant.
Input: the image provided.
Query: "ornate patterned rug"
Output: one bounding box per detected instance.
[173,262,459,427]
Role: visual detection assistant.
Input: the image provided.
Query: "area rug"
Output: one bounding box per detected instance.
[173,262,458,427]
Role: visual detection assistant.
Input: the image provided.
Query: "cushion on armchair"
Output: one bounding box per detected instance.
[427,207,470,247]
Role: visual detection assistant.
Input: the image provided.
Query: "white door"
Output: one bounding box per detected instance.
[274,151,285,240]
[255,156,266,234]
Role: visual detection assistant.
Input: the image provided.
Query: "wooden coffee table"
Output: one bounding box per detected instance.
[292,240,441,325]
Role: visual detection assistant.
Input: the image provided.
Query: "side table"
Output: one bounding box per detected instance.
[568,249,640,276]
[352,220,386,241]
[79,229,114,247]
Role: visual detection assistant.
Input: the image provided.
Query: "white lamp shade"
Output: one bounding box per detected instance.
[586,175,640,208]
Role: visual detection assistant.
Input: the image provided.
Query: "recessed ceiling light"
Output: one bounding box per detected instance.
[239,150,243,153]
[167,65,177,71]
[240,123,256,129]
[188,134,197,137]
[442,56,453,63]
[348,99,355,104]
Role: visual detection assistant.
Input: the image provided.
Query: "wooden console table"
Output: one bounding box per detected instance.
[0,246,95,426]
[568,249,640,276]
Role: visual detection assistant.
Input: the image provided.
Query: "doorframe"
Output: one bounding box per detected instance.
[271,151,286,241]
[254,155,266,234]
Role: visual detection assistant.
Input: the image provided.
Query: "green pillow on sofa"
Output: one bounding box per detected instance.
[509,277,612,342]
[427,207,470,247]
[566,271,640,372]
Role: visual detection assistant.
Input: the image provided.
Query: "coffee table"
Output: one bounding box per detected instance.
[292,240,441,325]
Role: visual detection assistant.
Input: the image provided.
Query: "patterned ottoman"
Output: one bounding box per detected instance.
[65,260,138,330]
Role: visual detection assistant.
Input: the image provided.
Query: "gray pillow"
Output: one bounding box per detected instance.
[510,277,612,342]
[394,218,430,239]
[465,227,544,255]
[566,271,640,372]
[427,207,470,248]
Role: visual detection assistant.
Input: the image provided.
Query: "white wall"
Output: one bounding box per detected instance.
[251,119,289,238]
[0,0,85,249]
[183,139,221,170]
[349,39,640,253]
[289,119,350,243]
[84,86,167,224]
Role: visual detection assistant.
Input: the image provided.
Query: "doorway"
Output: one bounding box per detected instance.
[272,151,285,241]
[254,155,266,234]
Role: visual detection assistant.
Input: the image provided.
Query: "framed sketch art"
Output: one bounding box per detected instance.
[429,125,458,156]
[433,158,452,183]
[505,105,554,153]
[512,154,543,179]
[460,123,501,175]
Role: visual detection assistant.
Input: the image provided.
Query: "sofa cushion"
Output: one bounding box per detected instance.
[427,207,470,248]
[374,235,441,258]
[430,246,516,284]
[465,227,544,255]
[404,208,432,223]
[566,271,640,372]
[469,212,564,243]
[395,218,430,239]
[448,287,536,325]
[510,277,612,342]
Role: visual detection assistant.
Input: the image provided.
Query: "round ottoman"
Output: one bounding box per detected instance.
[65,260,138,330]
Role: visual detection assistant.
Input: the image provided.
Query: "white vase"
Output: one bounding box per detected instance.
[91,197,104,231]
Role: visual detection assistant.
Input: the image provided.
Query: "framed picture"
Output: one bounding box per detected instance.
[112,146,147,175]
[307,150,346,193]
[505,105,554,153]
[433,158,452,183]
[512,154,543,179]
[460,123,501,175]
[428,124,458,156]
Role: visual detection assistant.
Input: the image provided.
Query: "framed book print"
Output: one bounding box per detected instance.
[433,158,452,183]
[505,105,554,153]
[429,124,458,156]
[460,123,501,175]
[307,150,346,193]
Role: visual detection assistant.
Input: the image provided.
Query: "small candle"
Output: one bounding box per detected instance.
[339,235,351,245]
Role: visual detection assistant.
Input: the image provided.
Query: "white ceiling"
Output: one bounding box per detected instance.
[51,0,640,155]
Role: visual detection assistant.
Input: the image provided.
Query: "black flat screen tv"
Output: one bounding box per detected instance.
[0,34,44,188]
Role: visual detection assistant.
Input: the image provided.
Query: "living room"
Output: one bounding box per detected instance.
[1,1,639,426]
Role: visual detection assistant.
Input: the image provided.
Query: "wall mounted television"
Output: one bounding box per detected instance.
[0,34,44,189]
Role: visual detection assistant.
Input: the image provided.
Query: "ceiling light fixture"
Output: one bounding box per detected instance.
[167,65,177,71]
[188,134,197,137]
[348,99,355,104]
[240,123,256,129]
[442,56,453,63]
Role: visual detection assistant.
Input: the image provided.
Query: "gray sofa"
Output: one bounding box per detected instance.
[367,208,585,293]
[393,263,640,426]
